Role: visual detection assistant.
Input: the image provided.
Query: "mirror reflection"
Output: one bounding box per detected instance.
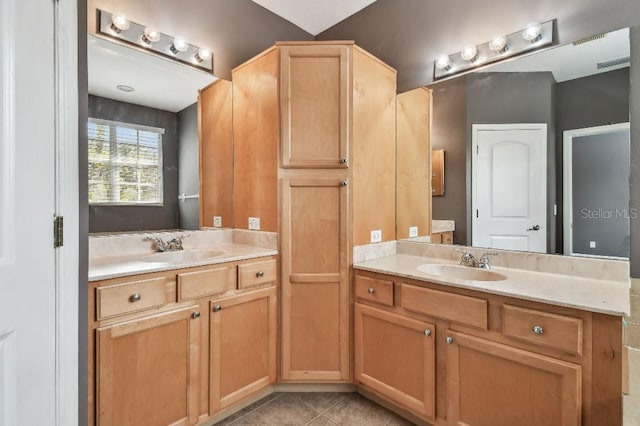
[87,35,216,233]
[428,28,630,259]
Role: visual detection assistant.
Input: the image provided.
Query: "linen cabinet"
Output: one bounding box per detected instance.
[231,41,397,382]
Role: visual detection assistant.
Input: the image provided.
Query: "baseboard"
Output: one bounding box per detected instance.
[274,383,357,393]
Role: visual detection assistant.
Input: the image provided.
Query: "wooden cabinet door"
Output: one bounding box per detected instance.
[96,306,200,426]
[209,287,277,413]
[281,178,350,381]
[355,304,435,419]
[280,45,350,168]
[446,331,581,426]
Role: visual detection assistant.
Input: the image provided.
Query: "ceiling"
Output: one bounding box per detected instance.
[250,0,378,35]
[88,35,216,112]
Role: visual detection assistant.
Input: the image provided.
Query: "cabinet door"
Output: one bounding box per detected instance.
[446,331,581,426]
[209,287,277,413]
[96,306,200,426]
[355,304,435,419]
[281,178,349,381]
[280,45,350,168]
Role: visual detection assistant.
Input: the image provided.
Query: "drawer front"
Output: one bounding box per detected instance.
[502,304,583,355]
[355,275,393,307]
[238,259,277,289]
[401,284,488,330]
[96,277,168,320]
[177,266,236,301]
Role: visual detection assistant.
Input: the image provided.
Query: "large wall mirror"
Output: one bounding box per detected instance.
[87,34,216,233]
[427,27,630,259]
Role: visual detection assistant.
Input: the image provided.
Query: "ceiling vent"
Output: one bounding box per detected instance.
[597,56,631,70]
[572,33,607,45]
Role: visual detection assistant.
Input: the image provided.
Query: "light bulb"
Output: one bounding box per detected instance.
[435,54,452,71]
[489,36,508,53]
[141,27,161,45]
[523,23,542,42]
[170,38,189,54]
[195,47,212,62]
[461,45,479,62]
[110,13,130,33]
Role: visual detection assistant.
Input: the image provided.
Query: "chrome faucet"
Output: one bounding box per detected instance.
[454,248,498,269]
[144,234,190,252]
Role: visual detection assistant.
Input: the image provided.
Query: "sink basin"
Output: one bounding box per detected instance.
[143,249,226,263]
[417,264,507,281]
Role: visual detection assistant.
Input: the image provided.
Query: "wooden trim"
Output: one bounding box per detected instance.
[275,40,355,46]
[198,78,226,94]
[289,273,342,283]
[353,44,397,74]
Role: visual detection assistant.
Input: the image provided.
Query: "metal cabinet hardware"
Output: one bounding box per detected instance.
[340,180,348,186]
[191,312,201,319]
[367,287,375,294]
[213,304,222,312]
[424,329,432,337]
[446,336,454,344]
[256,271,265,278]
[526,225,541,231]
[129,293,141,303]
[340,158,348,164]
[532,325,544,335]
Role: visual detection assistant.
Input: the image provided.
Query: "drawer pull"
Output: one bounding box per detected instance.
[256,271,265,278]
[213,304,222,312]
[424,329,432,337]
[446,336,454,344]
[129,293,142,303]
[367,287,375,295]
[532,325,544,335]
[191,312,201,319]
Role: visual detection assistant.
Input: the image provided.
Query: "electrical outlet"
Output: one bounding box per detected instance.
[590,241,596,248]
[248,217,261,231]
[409,226,419,238]
[370,229,382,243]
[213,216,222,227]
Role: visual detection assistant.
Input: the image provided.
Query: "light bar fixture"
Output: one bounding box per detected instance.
[97,9,214,74]
[433,20,554,80]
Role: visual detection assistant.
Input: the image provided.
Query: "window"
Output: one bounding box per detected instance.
[88,118,164,205]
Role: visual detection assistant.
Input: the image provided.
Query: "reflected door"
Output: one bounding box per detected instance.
[472,124,547,252]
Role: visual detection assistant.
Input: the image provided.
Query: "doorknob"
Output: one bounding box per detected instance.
[526,225,541,231]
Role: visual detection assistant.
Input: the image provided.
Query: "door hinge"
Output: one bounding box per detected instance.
[54,215,64,248]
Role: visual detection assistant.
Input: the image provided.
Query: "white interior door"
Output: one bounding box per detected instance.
[0,1,75,424]
[472,124,547,253]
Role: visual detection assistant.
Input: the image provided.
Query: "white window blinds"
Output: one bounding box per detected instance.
[88,118,164,205]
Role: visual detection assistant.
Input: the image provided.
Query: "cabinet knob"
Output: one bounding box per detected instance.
[532,325,544,335]
[191,312,201,319]
[129,293,141,303]
[445,336,454,344]
[367,287,375,295]
[340,158,348,164]
[424,329,432,337]
[213,304,222,312]
[340,180,349,186]
[256,271,265,278]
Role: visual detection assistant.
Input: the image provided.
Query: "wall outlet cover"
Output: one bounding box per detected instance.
[409,226,419,238]
[590,241,596,248]
[248,217,261,231]
[370,229,382,243]
[213,216,222,227]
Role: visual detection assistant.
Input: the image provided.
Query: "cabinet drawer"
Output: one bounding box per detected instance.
[502,304,583,355]
[238,259,277,289]
[177,265,236,301]
[401,284,488,330]
[96,277,168,320]
[355,275,393,307]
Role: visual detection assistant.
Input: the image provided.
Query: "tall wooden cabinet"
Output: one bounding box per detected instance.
[231,41,397,382]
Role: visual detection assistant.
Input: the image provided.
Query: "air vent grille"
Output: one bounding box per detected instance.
[597,56,631,70]
[573,33,607,45]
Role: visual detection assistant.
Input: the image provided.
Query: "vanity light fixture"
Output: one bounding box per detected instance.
[433,19,554,80]
[97,9,214,74]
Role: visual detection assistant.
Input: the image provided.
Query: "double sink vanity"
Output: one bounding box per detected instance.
[88,229,629,426]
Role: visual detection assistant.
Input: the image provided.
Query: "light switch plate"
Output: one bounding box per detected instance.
[213,216,222,227]
[409,226,419,238]
[248,217,261,231]
[590,241,596,248]
[370,230,382,243]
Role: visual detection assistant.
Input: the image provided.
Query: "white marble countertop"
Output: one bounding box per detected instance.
[354,254,630,316]
[89,242,277,282]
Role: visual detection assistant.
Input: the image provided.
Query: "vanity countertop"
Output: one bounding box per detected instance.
[354,254,630,316]
[89,242,277,282]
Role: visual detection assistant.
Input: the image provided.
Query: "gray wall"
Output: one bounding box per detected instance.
[571,130,630,257]
[88,95,179,232]
[555,68,631,251]
[178,103,200,230]
[630,27,640,278]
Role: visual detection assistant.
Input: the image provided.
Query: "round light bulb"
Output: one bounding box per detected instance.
[110,13,130,33]
[170,38,189,54]
[523,23,542,42]
[435,54,452,70]
[461,45,479,62]
[196,47,212,62]
[142,27,161,45]
[489,36,508,53]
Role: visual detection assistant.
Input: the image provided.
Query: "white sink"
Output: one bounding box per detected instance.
[417,264,507,282]
[143,249,226,263]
